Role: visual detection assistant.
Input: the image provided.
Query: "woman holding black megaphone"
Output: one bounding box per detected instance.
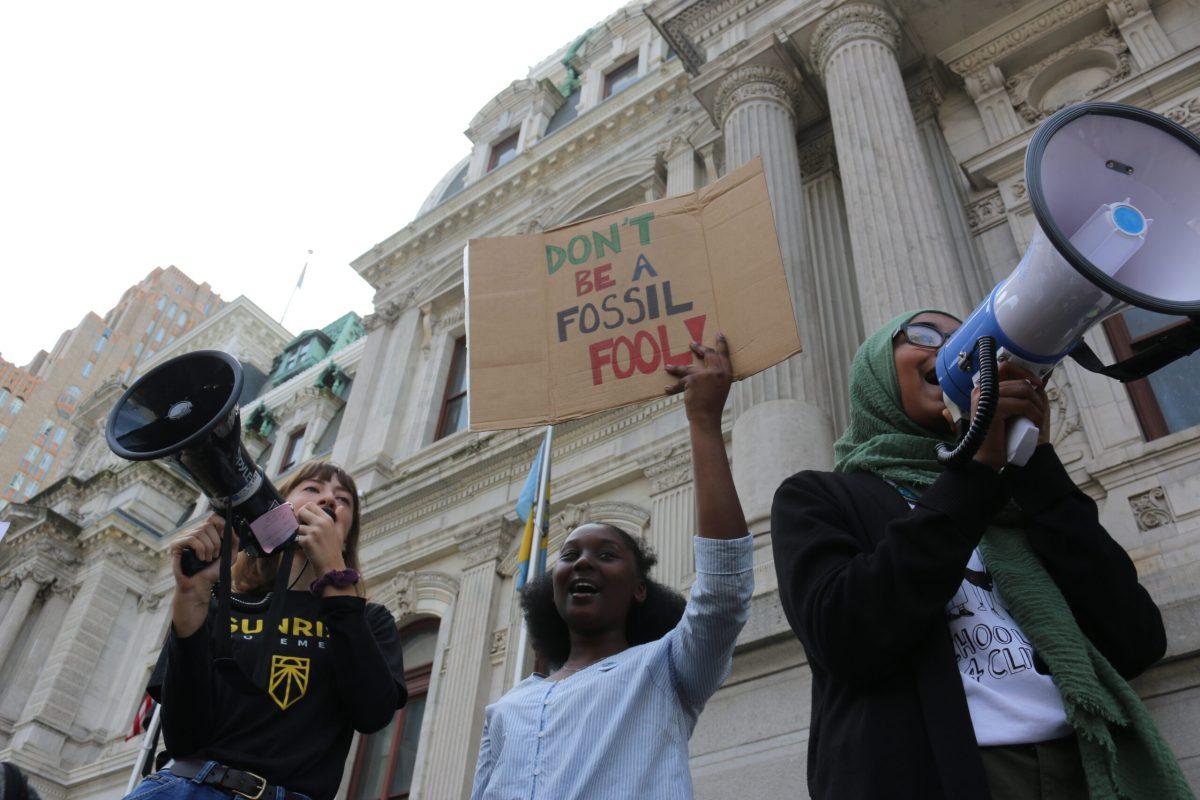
[123,461,406,800]
[770,309,1190,800]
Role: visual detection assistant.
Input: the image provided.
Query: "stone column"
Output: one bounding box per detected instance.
[1107,0,1176,71]
[335,297,422,492]
[640,445,696,589]
[661,136,700,196]
[713,62,835,529]
[799,135,862,433]
[421,523,510,800]
[0,571,43,671]
[16,564,119,751]
[812,3,972,332]
[911,79,992,303]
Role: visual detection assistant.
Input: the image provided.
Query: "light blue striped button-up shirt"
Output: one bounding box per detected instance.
[470,534,754,800]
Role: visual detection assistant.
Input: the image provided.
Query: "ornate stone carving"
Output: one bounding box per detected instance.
[965,191,1007,233]
[657,134,693,164]
[138,591,164,612]
[1005,29,1131,124]
[362,291,414,332]
[811,3,901,77]
[489,628,508,661]
[455,520,513,567]
[907,75,944,122]
[1130,487,1174,531]
[391,570,415,619]
[639,446,692,494]
[963,64,1007,99]
[712,64,802,126]
[798,133,838,178]
[1162,94,1200,133]
[945,0,1109,76]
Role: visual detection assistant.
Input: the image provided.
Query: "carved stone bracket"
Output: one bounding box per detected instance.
[1130,487,1174,531]
[965,191,1007,234]
[712,64,802,126]
[456,519,515,568]
[811,3,901,77]
[798,132,838,178]
[362,291,415,333]
[639,446,693,494]
[489,628,508,663]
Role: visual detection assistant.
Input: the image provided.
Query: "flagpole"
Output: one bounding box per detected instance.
[279,250,313,327]
[512,425,553,687]
[125,703,161,795]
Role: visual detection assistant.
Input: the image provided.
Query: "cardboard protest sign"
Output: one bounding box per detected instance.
[465,156,801,430]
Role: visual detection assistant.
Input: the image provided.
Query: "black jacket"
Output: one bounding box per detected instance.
[771,444,1166,800]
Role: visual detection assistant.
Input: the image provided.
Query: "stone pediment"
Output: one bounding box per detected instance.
[466,78,565,144]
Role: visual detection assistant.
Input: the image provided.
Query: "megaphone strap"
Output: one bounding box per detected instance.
[1069,319,1200,382]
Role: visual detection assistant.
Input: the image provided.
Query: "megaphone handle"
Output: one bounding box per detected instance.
[1006,417,1040,467]
[180,548,216,577]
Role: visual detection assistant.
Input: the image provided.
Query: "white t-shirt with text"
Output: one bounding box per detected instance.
[945,548,1073,746]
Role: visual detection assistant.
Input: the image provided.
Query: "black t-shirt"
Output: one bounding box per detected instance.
[149,590,406,800]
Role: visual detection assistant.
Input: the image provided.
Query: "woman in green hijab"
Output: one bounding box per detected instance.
[771,310,1189,800]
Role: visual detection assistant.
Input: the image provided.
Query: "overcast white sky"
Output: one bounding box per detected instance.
[0,1,629,365]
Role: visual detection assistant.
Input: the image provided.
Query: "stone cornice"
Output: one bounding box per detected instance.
[352,69,691,291]
[939,0,1107,77]
[713,63,803,124]
[648,0,775,75]
[639,443,693,493]
[811,3,900,77]
[455,517,514,568]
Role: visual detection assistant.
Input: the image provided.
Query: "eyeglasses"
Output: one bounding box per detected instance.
[893,322,953,350]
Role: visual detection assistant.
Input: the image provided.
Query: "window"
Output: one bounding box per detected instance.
[36,419,53,440]
[53,426,67,446]
[22,480,37,500]
[1104,309,1200,439]
[178,311,188,326]
[347,619,440,800]
[93,335,106,353]
[204,301,212,314]
[20,445,39,472]
[280,427,306,472]
[10,397,24,415]
[167,302,177,319]
[135,341,144,357]
[37,453,53,477]
[434,337,468,440]
[147,320,156,335]
[0,425,7,444]
[487,132,519,173]
[81,361,93,378]
[8,474,23,492]
[57,385,82,416]
[0,388,8,407]
[603,57,639,99]
[156,297,166,311]
[155,328,164,343]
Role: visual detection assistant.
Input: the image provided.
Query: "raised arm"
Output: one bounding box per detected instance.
[663,333,754,715]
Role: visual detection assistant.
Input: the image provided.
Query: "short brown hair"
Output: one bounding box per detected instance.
[233,461,362,593]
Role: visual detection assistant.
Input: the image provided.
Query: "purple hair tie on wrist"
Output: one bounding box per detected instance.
[310,568,360,595]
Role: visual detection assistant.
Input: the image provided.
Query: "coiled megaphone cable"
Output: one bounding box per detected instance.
[936,336,999,467]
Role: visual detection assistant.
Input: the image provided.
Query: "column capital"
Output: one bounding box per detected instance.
[455,518,514,568]
[712,63,802,128]
[657,134,694,164]
[362,291,415,332]
[811,2,901,77]
[638,444,693,494]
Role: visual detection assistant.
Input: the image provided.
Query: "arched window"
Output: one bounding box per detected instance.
[347,618,440,799]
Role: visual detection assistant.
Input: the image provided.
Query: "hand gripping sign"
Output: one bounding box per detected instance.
[465,157,802,430]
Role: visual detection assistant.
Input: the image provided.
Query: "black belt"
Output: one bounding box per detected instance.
[167,758,307,800]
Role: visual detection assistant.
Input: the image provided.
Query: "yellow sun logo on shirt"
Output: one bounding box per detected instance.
[268,655,310,711]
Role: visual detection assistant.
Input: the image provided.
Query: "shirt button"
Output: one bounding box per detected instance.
[537,731,545,738]
[543,698,551,705]
[533,768,541,776]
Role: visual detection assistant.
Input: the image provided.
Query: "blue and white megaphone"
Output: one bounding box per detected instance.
[936,102,1200,467]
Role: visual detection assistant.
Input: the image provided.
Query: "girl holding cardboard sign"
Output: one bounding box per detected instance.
[469,334,754,800]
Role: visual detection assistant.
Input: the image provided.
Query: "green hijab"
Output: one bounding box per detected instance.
[835,309,1191,800]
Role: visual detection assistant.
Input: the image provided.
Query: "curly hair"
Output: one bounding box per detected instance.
[519,524,687,668]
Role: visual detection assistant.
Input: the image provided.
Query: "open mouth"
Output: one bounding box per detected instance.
[568,579,600,599]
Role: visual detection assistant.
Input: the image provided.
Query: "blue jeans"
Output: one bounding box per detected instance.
[123,762,312,800]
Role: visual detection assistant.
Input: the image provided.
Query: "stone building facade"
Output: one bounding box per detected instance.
[2,0,1200,798]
